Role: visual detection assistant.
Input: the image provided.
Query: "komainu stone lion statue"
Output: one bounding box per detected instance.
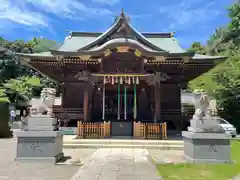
[193,94,210,120]
[189,93,222,132]
[30,88,56,116]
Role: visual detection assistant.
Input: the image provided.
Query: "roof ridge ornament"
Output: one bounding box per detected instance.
[120,8,125,18]
[119,8,130,22]
[170,32,175,38]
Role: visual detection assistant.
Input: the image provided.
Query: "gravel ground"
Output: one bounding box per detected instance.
[0,138,96,180]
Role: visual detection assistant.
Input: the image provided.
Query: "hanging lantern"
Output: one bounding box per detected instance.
[111,76,114,84]
[120,76,123,84]
[124,76,127,84]
[136,77,139,84]
[128,76,131,84]
[103,76,106,84]
[132,77,135,84]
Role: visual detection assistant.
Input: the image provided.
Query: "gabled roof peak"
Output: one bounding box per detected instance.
[120,8,128,19]
[114,8,130,23]
[120,8,125,18]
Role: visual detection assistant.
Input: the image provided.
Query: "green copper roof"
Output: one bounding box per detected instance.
[57,34,186,54]
[146,37,185,53]
[192,54,226,59]
[19,52,53,57]
[58,36,96,51]
[55,11,184,54]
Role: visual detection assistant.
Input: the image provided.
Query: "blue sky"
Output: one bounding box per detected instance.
[0,0,234,48]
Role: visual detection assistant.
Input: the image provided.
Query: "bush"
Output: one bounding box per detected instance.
[0,98,12,138]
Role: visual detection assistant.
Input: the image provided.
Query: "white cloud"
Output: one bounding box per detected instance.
[0,0,113,35]
[92,0,119,6]
[158,0,221,31]
[0,0,48,27]
[24,0,112,19]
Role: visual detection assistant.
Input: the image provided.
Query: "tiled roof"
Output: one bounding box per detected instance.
[58,36,96,51]
[57,34,185,54]
[192,54,226,59]
[147,37,185,53]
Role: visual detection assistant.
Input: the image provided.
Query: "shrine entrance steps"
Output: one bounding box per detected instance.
[63,136,183,150]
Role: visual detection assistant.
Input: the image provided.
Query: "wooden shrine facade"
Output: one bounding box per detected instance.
[18,10,226,131]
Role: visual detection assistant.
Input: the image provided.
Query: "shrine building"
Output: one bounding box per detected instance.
[18,11,226,136]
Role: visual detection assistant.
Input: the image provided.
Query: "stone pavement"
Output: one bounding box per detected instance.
[148,149,186,164]
[0,138,96,180]
[70,148,162,180]
[233,174,240,180]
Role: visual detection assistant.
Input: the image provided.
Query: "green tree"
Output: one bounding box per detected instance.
[228,3,240,44]
[32,38,57,53]
[213,55,240,130]
[207,27,229,55]
[3,76,42,105]
[0,36,59,98]
[189,3,240,130]
[187,42,207,55]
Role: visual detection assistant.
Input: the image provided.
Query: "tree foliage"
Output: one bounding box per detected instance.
[187,42,207,55]
[189,2,240,130]
[4,76,42,103]
[0,37,58,104]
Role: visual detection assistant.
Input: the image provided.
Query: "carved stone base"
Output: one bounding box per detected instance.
[15,131,63,164]
[27,115,57,131]
[182,131,233,164]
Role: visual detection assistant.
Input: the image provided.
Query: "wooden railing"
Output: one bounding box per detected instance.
[77,121,111,139]
[133,121,167,139]
[52,106,84,119]
[76,120,167,139]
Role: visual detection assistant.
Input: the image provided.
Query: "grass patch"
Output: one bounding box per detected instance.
[157,140,240,180]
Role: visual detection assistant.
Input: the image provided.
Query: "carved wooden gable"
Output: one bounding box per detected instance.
[102,52,142,73]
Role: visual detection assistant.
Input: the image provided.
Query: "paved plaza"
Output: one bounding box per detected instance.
[0,138,95,180]
[0,137,165,180]
[71,148,161,180]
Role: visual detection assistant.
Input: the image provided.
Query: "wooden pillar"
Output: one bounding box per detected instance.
[83,87,89,121]
[154,72,161,123]
[154,81,161,122]
[60,85,65,107]
[88,85,93,121]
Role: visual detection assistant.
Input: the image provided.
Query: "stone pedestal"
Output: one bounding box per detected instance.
[15,115,64,164]
[182,131,233,164]
[28,115,57,131]
[188,116,223,133]
[15,131,63,164]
